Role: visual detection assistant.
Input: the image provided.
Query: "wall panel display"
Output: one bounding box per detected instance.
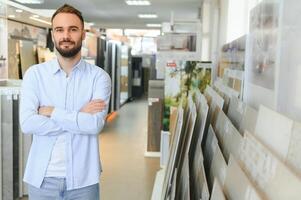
[19,40,36,78]
[157,33,197,52]
[8,20,47,47]
[0,80,31,199]
[164,61,211,130]
[8,39,20,79]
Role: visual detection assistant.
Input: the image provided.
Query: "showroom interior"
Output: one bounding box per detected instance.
[0,0,301,199]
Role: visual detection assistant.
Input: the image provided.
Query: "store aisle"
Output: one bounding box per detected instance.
[99,98,160,200]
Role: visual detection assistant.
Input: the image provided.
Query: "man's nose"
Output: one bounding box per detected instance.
[62,30,71,39]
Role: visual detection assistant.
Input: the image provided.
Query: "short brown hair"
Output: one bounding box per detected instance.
[51,4,84,28]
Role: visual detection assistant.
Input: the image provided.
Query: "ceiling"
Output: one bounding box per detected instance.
[8,0,202,29]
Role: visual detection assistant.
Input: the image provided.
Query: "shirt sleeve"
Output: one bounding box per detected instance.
[19,67,64,136]
[51,70,112,135]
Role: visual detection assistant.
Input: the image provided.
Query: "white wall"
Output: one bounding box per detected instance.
[0,2,8,79]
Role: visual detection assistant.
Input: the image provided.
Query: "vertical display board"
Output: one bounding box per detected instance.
[164,61,211,130]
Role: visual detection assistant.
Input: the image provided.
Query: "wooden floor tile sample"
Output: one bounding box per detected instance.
[224,156,263,200]
[239,132,301,200]
[210,178,226,200]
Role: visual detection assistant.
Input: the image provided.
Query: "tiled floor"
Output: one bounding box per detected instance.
[99,98,160,200]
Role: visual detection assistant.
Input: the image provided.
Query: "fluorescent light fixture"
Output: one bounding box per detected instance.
[146,24,161,27]
[32,14,39,18]
[29,16,51,25]
[16,9,23,13]
[125,0,151,6]
[138,14,157,18]
[15,0,44,4]
[89,22,94,26]
[8,15,16,18]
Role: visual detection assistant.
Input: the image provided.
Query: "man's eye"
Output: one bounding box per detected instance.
[71,28,78,32]
[55,29,63,32]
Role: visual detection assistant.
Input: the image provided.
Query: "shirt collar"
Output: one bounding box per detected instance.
[52,58,84,75]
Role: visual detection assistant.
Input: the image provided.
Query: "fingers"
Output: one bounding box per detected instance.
[90,99,105,103]
[80,101,106,114]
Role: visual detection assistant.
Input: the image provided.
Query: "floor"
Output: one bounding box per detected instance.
[21,98,160,200]
[99,98,160,200]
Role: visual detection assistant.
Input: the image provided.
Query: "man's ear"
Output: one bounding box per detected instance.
[82,30,86,41]
[51,29,54,42]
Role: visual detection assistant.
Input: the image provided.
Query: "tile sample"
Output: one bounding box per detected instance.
[210,178,226,200]
[255,105,293,160]
[239,132,301,200]
[224,155,263,200]
[189,91,208,170]
[209,144,227,190]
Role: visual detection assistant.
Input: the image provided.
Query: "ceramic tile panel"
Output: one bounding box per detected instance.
[239,132,301,200]
[178,97,196,173]
[287,121,301,176]
[204,125,219,174]
[240,105,257,134]
[189,91,208,168]
[210,178,226,200]
[177,154,190,200]
[19,40,36,77]
[1,95,14,200]
[224,155,263,200]
[222,117,243,162]
[209,144,227,190]
[161,107,184,200]
[255,105,293,160]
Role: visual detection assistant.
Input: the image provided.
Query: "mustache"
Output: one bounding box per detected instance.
[59,39,75,45]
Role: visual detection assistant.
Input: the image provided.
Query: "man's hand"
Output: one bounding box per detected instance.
[39,106,54,117]
[80,99,106,114]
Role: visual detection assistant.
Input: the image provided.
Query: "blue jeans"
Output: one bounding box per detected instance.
[28,177,99,200]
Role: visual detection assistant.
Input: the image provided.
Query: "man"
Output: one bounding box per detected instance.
[20,4,111,200]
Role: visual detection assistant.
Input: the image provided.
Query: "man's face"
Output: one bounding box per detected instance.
[52,13,85,58]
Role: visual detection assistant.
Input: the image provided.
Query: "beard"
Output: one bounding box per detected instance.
[54,39,82,58]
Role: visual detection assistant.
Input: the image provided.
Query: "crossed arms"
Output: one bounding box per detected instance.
[20,68,111,136]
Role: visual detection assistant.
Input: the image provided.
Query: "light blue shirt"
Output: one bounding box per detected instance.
[19,58,111,190]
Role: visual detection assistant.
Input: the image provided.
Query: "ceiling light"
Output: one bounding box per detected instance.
[146,24,162,27]
[125,0,151,6]
[15,0,44,4]
[16,9,23,13]
[29,16,51,25]
[89,22,95,26]
[32,15,39,18]
[138,14,157,18]
[8,15,16,18]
